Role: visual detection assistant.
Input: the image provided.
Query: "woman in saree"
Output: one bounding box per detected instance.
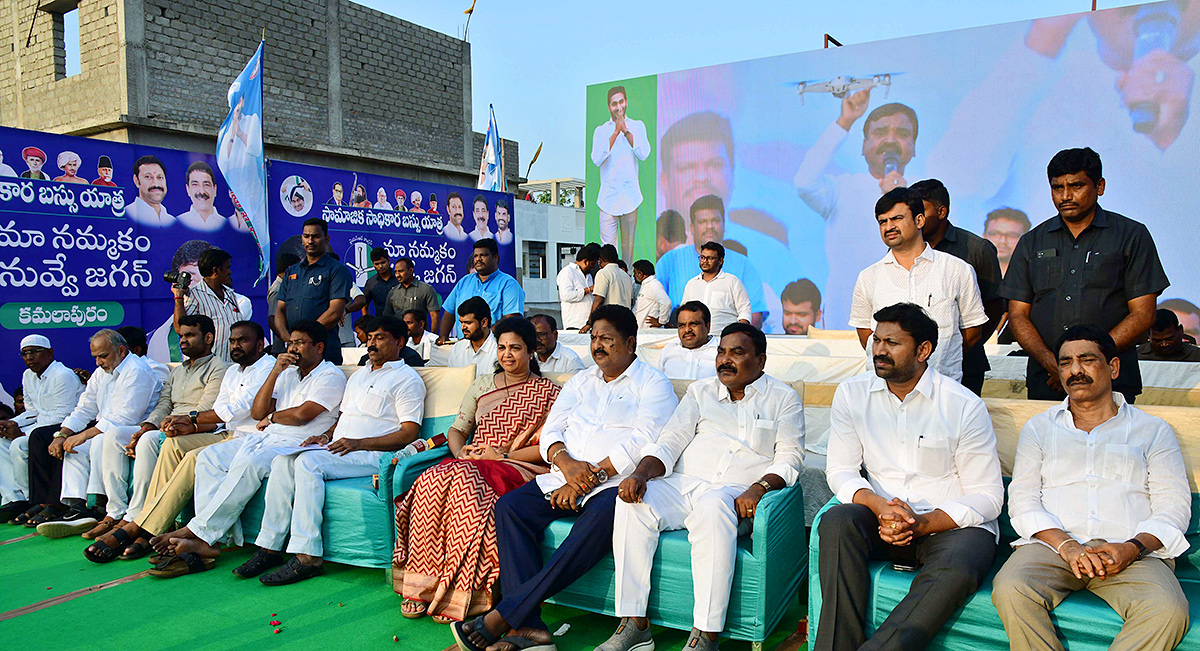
[393,316,563,623]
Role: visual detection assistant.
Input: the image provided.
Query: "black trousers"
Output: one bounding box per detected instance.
[815,503,996,651]
[960,371,984,397]
[26,423,67,505]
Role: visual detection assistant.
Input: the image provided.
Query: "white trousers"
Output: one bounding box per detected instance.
[96,425,142,519]
[599,208,638,263]
[61,437,98,502]
[188,433,292,546]
[0,435,29,503]
[613,476,744,633]
[254,448,384,557]
[123,431,165,522]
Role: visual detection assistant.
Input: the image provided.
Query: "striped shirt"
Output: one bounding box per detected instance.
[185,280,244,363]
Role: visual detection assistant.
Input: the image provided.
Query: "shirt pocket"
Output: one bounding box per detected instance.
[748,419,777,457]
[925,294,957,329]
[915,436,953,478]
[1102,443,1146,485]
[1083,252,1122,289]
[1031,258,1063,297]
[359,386,393,419]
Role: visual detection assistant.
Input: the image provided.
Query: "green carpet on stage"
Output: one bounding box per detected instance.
[0,524,805,651]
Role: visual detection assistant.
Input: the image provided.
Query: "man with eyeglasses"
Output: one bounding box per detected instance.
[530,314,586,373]
[681,241,751,335]
[983,208,1031,277]
[149,320,346,573]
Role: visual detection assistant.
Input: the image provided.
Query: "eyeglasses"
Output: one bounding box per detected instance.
[697,255,720,263]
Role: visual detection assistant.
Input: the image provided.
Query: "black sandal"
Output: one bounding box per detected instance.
[120,536,152,560]
[148,552,215,578]
[10,504,43,525]
[451,615,502,651]
[83,528,131,563]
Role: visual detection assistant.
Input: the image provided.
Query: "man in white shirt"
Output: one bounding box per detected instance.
[793,93,917,328]
[591,86,651,263]
[35,330,160,537]
[152,320,347,570]
[681,241,752,335]
[176,161,231,232]
[992,325,1190,651]
[248,315,426,585]
[401,308,434,362]
[589,245,635,318]
[88,322,274,557]
[125,155,176,228]
[442,192,469,241]
[850,188,987,383]
[453,305,678,651]
[658,301,719,380]
[495,199,514,245]
[531,314,586,374]
[632,260,672,328]
[0,335,85,523]
[469,194,496,241]
[604,324,804,651]
[557,245,598,330]
[817,303,1003,651]
[447,297,498,376]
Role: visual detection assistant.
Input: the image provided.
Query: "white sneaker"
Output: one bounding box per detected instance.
[37,514,99,539]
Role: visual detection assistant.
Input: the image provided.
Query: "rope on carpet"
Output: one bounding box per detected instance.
[0,570,150,622]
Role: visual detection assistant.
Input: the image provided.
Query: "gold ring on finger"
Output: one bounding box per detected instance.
[1077,552,1088,559]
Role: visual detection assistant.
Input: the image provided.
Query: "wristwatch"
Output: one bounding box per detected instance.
[590,465,610,484]
[1125,538,1149,559]
[188,410,199,425]
[755,479,772,493]
[53,430,68,439]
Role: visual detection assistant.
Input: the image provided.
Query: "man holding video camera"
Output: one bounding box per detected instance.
[173,248,243,364]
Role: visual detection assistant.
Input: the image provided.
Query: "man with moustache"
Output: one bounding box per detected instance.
[352,185,371,208]
[382,257,442,327]
[79,316,227,557]
[176,161,231,232]
[632,259,672,328]
[125,155,175,227]
[53,151,88,184]
[328,182,346,206]
[174,248,242,363]
[402,309,433,362]
[452,305,678,651]
[681,241,752,335]
[1001,148,1168,404]
[428,192,439,215]
[446,297,498,375]
[557,244,598,330]
[362,248,399,315]
[983,208,1031,277]
[656,195,767,327]
[591,86,651,263]
[602,323,804,651]
[91,156,117,187]
[657,301,720,380]
[470,194,495,241]
[0,335,85,524]
[992,325,1191,651]
[781,279,823,335]
[530,314,586,373]
[794,91,919,328]
[89,322,274,562]
[1139,309,1200,362]
[374,187,393,211]
[150,320,346,572]
[250,315,425,585]
[442,191,468,241]
[394,189,407,211]
[816,303,1004,651]
[850,188,987,383]
[495,199,513,245]
[20,147,48,180]
[437,238,524,343]
[411,190,427,213]
[275,218,353,365]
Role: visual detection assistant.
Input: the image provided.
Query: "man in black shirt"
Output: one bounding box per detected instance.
[911,179,1004,395]
[1138,309,1200,362]
[354,316,424,368]
[363,247,399,315]
[274,218,354,365]
[999,148,1168,403]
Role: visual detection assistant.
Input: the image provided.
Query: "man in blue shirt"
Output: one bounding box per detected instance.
[436,238,524,343]
[274,218,353,364]
[656,195,766,327]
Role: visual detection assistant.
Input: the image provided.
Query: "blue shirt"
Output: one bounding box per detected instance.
[657,246,768,314]
[277,253,354,365]
[443,269,525,329]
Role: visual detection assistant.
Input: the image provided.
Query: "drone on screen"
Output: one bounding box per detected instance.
[795,74,894,104]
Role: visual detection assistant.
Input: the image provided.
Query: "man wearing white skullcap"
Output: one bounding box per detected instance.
[0,335,85,523]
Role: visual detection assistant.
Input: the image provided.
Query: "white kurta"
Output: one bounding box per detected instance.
[657,337,719,380]
[448,334,497,376]
[681,271,751,335]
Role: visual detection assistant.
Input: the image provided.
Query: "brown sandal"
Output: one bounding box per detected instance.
[82,516,118,540]
[401,599,428,619]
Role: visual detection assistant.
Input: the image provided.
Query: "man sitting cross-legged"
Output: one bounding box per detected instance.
[150,320,346,576]
[451,305,679,651]
[250,315,425,586]
[815,302,1004,651]
[992,324,1191,651]
[601,323,804,651]
[87,320,273,562]
[83,315,227,562]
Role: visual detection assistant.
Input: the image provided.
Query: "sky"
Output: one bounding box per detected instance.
[368,1,1140,182]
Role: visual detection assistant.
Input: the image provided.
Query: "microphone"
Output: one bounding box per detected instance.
[883,152,900,176]
[1130,3,1181,133]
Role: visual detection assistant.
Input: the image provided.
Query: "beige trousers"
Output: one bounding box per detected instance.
[134,431,230,536]
[992,541,1189,651]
